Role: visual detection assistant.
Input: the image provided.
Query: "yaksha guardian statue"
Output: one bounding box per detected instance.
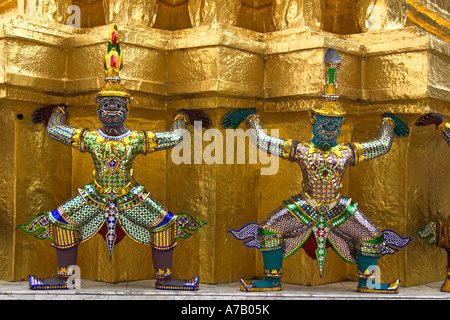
[226,48,411,294]
[19,25,209,291]
[415,112,450,292]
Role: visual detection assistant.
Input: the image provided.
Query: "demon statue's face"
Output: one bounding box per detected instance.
[311,113,344,147]
[96,96,129,126]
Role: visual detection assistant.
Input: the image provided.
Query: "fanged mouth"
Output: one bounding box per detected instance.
[100,110,126,124]
[317,130,338,140]
[102,111,124,117]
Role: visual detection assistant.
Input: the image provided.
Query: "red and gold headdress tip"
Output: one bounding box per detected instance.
[110,24,119,46]
[104,24,123,77]
[97,24,130,100]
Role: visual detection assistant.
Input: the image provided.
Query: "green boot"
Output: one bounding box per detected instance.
[240,229,283,292]
[356,239,401,294]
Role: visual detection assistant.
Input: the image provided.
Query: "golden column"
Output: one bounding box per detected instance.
[0,0,448,287]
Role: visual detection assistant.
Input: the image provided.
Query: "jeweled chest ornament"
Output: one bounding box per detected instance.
[105,156,120,174]
[311,152,340,183]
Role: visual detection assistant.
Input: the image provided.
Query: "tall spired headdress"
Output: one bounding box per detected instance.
[310,48,346,117]
[96,24,131,100]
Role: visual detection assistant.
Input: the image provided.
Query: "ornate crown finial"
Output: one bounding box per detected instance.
[96,24,130,100]
[311,48,346,117]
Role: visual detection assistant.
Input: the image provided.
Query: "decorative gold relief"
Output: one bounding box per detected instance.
[188,0,241,27]
[188,0,215,26]
[272,0,305,30]
[356,0,388,31]
[23,0,72,24]
[356,0,407,32]
[103,0,158,27]
[303,0,323,30]
[386,0,407,29]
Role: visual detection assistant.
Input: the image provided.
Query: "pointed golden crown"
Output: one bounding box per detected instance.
[311,48,346,117]
[96,24,131,100]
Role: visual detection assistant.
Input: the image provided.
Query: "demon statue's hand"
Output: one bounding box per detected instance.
[222,108,257,129]
[382,113,409,138]
[414,113,444,127]
[177,109,211,129]
[32,104,67,126]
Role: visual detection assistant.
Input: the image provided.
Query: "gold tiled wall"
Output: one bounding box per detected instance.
[0,0,448,286]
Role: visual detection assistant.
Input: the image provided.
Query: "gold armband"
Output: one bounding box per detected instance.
[173,113,189,123]
[437,121,450,134]
[281,139,293,160]
[245,114,259,125]
[71,128,89,152]
[351,142,364,165]
[142,130,157,154]
[381,117,395,127]
[54,105,68,116]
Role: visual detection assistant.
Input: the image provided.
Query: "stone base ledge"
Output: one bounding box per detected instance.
[0,279,448,300]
